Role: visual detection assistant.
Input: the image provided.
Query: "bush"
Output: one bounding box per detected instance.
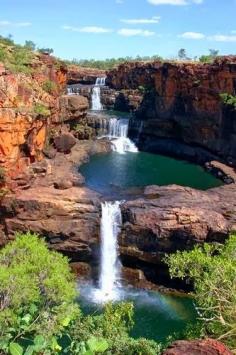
[42,80,57,94]
[0,233,78,353]
[220,93,236,109]
[166,234,236,349]
[66,302,161,355]
[33,103,51,117]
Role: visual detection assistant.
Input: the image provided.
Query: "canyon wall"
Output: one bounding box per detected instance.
[107,57,236,164]
[0,54,88,181]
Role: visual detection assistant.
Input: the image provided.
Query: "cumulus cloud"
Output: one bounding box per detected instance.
[121,16,161,24]
[208,34,236,42]
[147,0,203,5]
[180,31,205,39]
[0,20,31,27]
[117,28,155,36]
[62,25,112,33]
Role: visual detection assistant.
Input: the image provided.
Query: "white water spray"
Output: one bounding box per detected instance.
[95,77,106,86]
[94,201,122,303]
[108,118,138,154]
[91,77,106,111]
[91,86,103,111]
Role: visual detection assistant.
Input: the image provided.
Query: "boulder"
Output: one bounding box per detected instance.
[54,133,77,153]
[162,339,232,355]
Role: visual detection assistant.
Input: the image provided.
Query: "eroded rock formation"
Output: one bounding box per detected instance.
[107,57,236,164]
[0,56,89,179]
[120,184,236,289]
[162,339,233,355]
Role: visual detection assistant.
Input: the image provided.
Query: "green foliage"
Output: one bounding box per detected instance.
[166,234,236,349]
[42,79,57,94]
[66,55,163,70]
[199,49,220,63]
[199,55,214,63]
[38,47,54,55]
[0,233,78,352]
[67,302,161,354]
[220,93,236,109]
[178,48,187,60]
[24,40,36,51]
[0,34,14,46]
[33,103,51,117]
[0,233,161,354]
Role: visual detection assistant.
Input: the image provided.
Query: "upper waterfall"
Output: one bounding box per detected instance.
[95,77,106,86]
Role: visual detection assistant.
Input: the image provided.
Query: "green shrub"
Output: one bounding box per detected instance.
[42,80,57,94]
[220,93,236,109]
[0,233,79,353]
[66,302,161,355]
[33,103,51,117]
[166,234,236,349]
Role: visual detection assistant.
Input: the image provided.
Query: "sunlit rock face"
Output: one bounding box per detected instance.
[0,56,90,179]
[162,339,233,355]
[107,57,236,164]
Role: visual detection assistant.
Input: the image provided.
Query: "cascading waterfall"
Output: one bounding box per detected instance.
[95,77,106,86]
[91,77,106,111]
[93,201,122,303]
[91,86,103,111]
[108,118,138,154]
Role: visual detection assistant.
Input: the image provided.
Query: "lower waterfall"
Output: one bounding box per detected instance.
[108,118,138,154]
[93,201,122,303]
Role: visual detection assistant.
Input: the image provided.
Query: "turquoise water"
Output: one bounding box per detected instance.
[80,151,222,195]
[78,284,197,343]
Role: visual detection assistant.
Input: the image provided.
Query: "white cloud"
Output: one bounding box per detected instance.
[208,34,236,42]
[0,20,31,27]
[118,28,155,36]
[116,0,124,3]
[147,0,203,5]
[62,25,112,33]
[180,31,205,39]
[121,16,161,24]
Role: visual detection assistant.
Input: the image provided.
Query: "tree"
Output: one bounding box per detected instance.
[166,234,236,349]
[209,49,219,58]
[24,40,36,51]
[38,47,54,55]
[0,233,78,352]
[178,48,187,61]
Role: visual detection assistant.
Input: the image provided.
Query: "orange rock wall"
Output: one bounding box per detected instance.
[0,55,67,178]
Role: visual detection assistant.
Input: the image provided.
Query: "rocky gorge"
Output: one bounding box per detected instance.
[0,47,236,352]
[1,55,236,289]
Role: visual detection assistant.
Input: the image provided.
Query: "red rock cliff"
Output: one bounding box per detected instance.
[107,57,236,164]
[0,54,88,180]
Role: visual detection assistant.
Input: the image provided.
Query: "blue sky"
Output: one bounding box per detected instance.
[0,0,236,60]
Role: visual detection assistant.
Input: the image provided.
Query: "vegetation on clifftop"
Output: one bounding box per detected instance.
[166,234,236,350]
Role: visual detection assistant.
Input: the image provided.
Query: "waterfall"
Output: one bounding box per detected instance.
[108,118,138,154]
[91,86,103,111]
[91,77,106,111]
[95,77,106,86]
[94,201,122,303]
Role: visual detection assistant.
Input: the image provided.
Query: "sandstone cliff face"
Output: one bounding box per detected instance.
[67,65,106,85]
[162,339,233,355]
[0,56,89,179]
[107,57,236,164]
[120,184,236,288]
